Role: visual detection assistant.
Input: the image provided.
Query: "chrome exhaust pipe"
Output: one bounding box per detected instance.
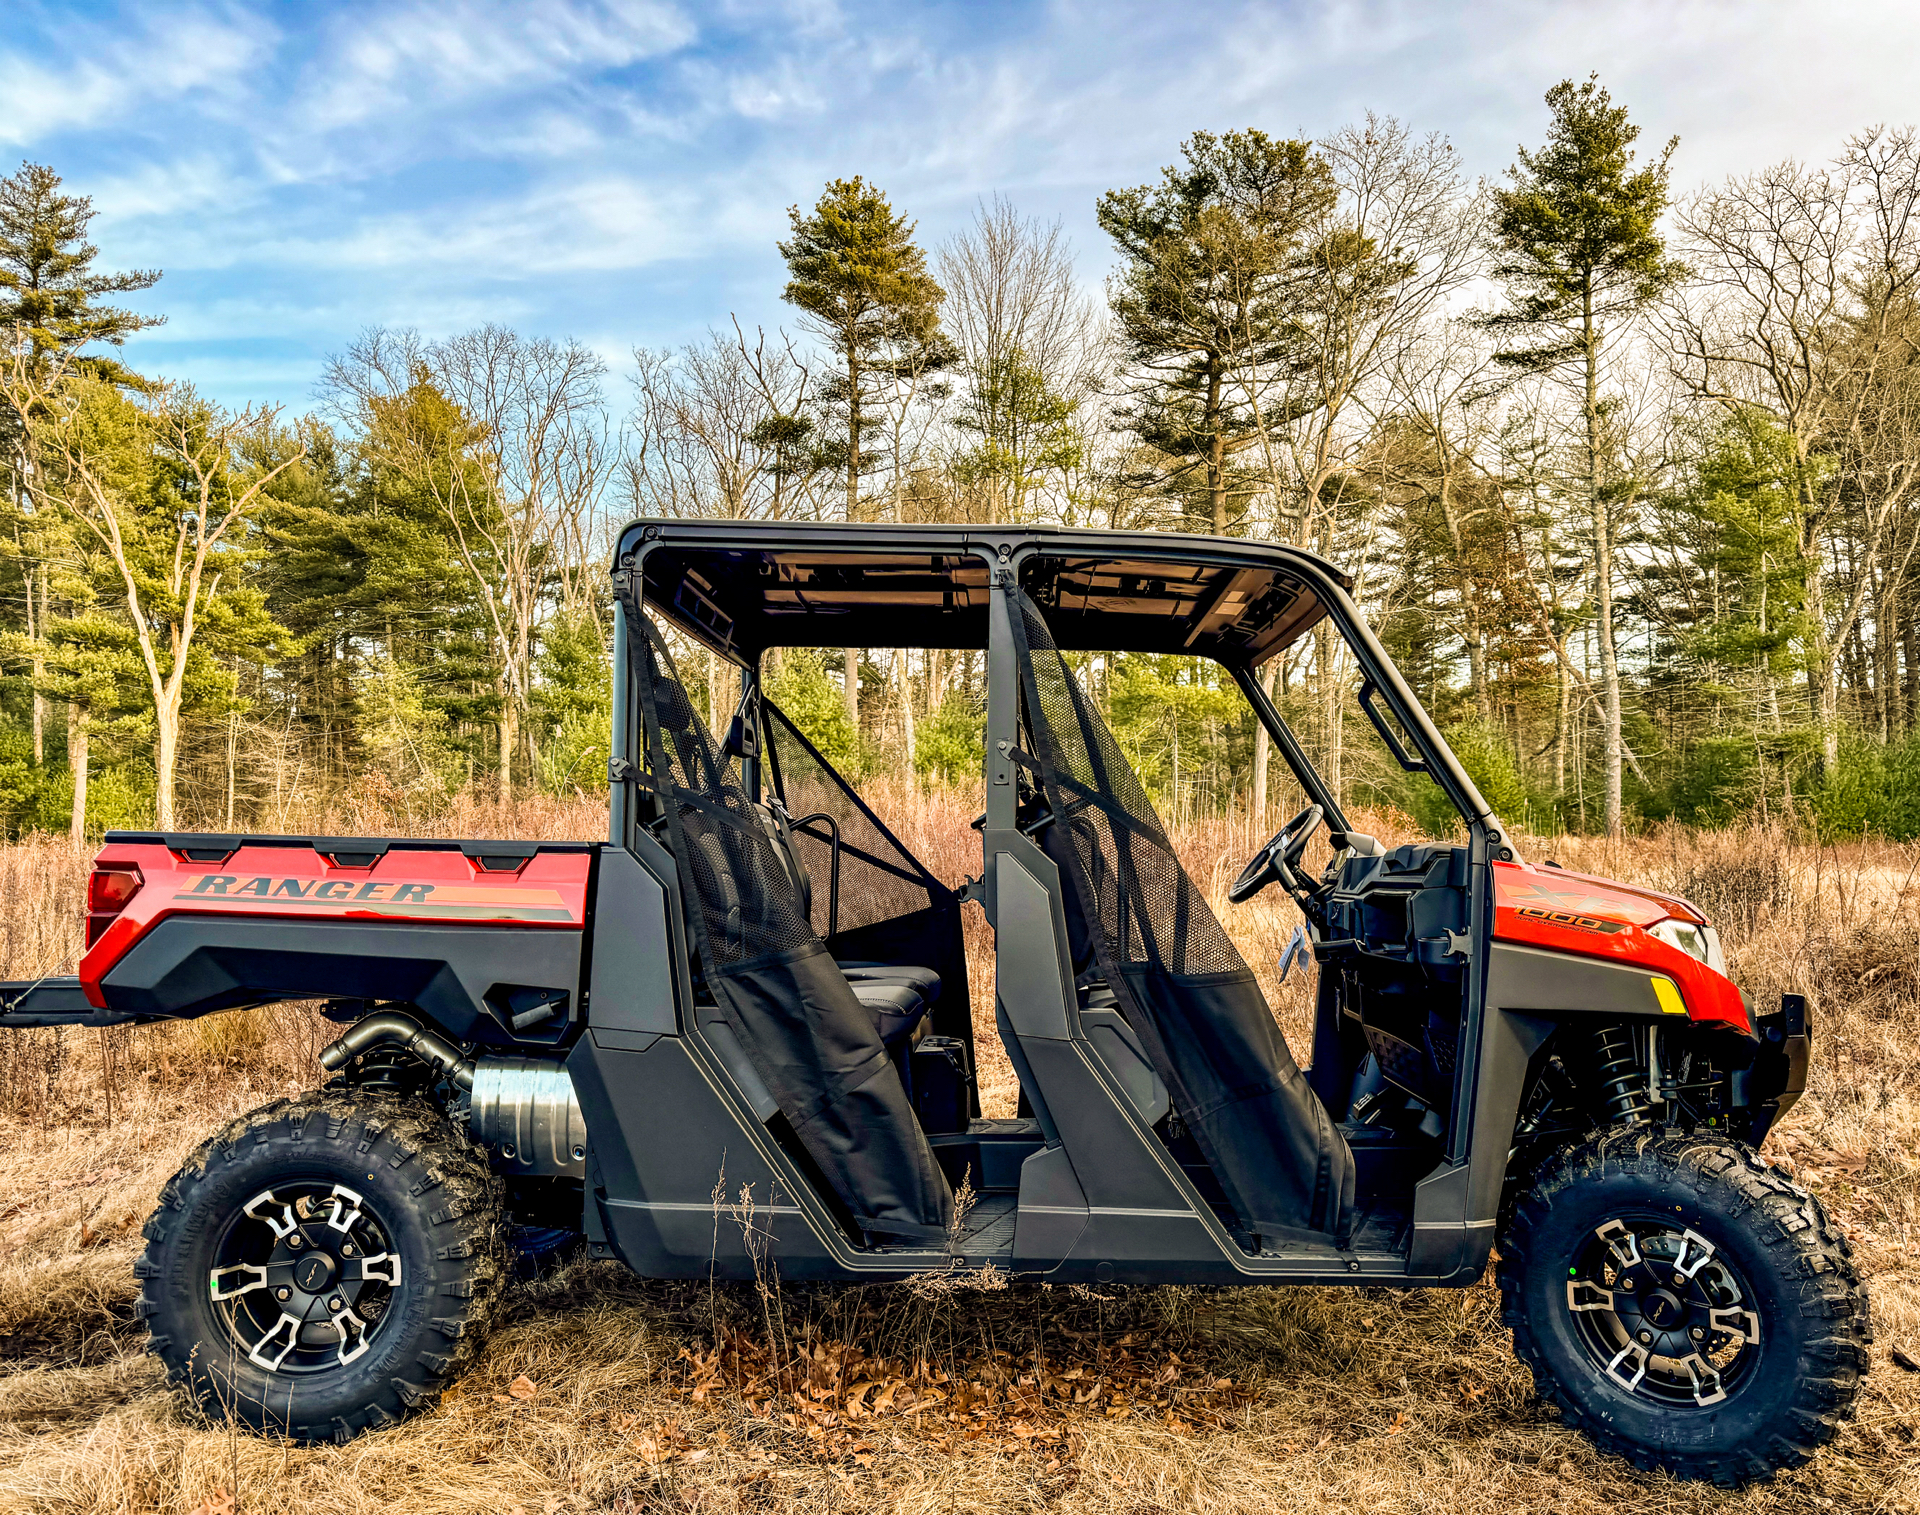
[318,1011,475,1090]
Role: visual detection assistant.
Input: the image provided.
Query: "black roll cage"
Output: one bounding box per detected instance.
[612,519,1518,1183]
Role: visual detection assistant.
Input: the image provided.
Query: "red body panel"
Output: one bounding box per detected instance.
[1492,860,1749,1032]
[79,842,591,1008]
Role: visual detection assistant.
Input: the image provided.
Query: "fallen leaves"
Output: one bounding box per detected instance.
[489,1374,540,1405]
[661,1319,1249,1468]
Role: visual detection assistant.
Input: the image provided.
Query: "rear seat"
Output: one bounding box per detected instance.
[839,963,940,1052]
[749,801,939,1050]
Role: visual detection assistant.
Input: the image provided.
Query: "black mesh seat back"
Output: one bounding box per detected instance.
[625,614,951,1242]
[1010,591,1353,1243]
[764,700,972,1053]
[751,802,813,921]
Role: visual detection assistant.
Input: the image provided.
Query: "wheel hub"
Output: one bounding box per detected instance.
[1564,1215,1761,1408]
[293,1251,338,1293]
[208,1182,404,1374]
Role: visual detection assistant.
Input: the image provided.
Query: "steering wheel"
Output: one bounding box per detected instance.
[1228,804,1324,905]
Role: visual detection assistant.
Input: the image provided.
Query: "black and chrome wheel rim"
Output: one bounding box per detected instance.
[208,1182,403,1374]
[1565,1214,1761,1407]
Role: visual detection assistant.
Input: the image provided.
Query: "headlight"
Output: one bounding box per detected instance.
[1650,917,1723,973]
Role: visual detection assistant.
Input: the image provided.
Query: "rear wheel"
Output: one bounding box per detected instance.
[136,1091,502,1443]
[1499,1129,1870,1485]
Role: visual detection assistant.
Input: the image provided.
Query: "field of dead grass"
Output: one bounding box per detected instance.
[2,797,1918,1513]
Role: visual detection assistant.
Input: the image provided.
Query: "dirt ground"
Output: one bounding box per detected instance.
[2,811,1918,1513]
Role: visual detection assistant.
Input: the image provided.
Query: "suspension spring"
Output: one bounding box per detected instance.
[1591,1025,1652,1125]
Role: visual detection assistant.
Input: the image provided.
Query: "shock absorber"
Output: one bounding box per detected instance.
[1590,1025,1652,1125]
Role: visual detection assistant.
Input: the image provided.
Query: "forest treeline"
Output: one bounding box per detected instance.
[5,77,1920,841]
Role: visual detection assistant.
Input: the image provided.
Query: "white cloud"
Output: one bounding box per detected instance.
[248,175,706,276]
[85,155,246,227]
[0,7,274,147]
[297,0,696,132]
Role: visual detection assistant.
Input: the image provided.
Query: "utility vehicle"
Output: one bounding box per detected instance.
[3,521,1865,1483]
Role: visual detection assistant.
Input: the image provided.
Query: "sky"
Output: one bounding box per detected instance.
[6,0,1920,413]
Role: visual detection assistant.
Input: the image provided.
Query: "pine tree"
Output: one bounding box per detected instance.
[257,415,498,794]
[1484,77,1685,836]
[1098,131,1337,535]
[0,161,165,800]
[780,177,950,730]
[0,162,162,382]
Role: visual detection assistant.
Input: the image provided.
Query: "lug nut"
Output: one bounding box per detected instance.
[276,1287,291,1301]
[1620,1278,1634,1291]
[1690,1328,1705,1341]
[1673,1273,1687,1288]
[341,1244,355,1257]
[329,1296,344,1312]
[1637,1330,1653,1345]
[287,1235,303,1250]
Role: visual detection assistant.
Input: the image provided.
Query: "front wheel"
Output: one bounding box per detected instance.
[136,1091,503,1443]
[1499,1129,1870,1486]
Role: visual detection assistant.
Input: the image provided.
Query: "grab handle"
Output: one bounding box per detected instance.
[789,811,841,940]
[1358,681,1428,773]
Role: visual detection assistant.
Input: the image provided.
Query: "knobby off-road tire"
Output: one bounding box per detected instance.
[136,1090,504,1444]
[1499,1128,1870,1486]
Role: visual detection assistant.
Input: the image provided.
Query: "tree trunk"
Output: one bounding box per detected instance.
[28,560,43,766]
[1795,484,1840,776]
[1873,563,1894,740]
[846,347,863,523]
[498,701,515,805]
[1206,358,1227,535]
[1317,621,1343,805]
[1903,592,1920,738]
[897,649,916,778]
[1467,617,1491,725]
[843,648,860,736]
[1817,657,1841,776]
[1554,656,1570,800]
[225,710,238,831]
[154,695,179,830]
[1251,662,1278,831]
[68,703,87,845]
[1583,295,1625,837]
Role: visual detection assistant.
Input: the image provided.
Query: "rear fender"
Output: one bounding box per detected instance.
[96,915,585,1049]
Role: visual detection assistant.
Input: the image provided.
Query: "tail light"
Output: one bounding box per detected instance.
[86,866,143,947]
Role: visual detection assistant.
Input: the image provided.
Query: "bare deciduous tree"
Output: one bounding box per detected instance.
[3,346,303,828]
[325,324,612,801]
[1670,127,1920,771]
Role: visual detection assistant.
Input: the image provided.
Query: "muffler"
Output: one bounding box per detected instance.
[467,1056,588,1178]
[318,1013,586,1178]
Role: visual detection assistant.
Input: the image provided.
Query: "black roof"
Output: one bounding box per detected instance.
[619,520,1352,668]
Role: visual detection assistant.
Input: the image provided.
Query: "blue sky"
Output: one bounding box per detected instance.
[6,0,1919,412]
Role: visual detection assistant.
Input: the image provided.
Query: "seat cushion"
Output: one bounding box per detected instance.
[848,981,933,1052]
[838,961,942,1005]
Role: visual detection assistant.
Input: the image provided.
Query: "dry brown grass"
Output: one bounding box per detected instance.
[2,800,1919,1513]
